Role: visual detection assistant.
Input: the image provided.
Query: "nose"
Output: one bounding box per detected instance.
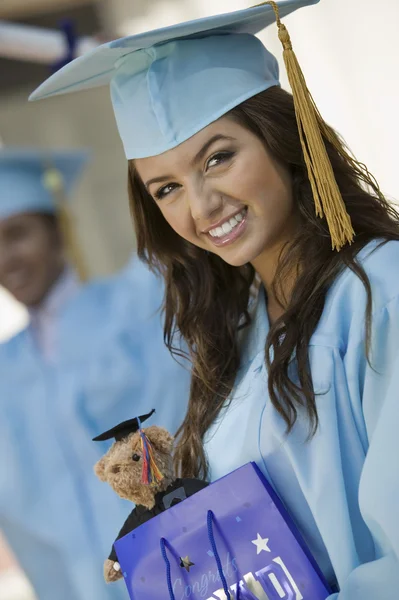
[187,182,223,224]
[0,247,16,280]
[0,245,7,278]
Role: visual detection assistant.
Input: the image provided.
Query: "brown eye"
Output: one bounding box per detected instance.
[206,151,235,170]
[132,453,141,462]
[154,182,180,200]
[110,465,120,474]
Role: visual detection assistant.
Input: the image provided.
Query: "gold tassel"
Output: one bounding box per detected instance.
[255,1,355,250]
[42,165,88,282]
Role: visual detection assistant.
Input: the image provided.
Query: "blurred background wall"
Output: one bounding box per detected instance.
[0,0,398,597]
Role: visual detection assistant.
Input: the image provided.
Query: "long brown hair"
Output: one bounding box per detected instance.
[128,86,399,479]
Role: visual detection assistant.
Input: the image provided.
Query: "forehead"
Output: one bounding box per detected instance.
[134,115,252,179]
[0,213,56,242]
[0,212,37,231]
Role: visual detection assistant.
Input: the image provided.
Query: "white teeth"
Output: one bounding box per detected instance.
[208,209,246,238]
[222,222,232,234]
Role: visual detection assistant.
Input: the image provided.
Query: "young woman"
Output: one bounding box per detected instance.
[0,149,190,600]
[30,1,399,597]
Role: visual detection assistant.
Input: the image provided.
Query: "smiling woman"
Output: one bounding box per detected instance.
[129,82,399,465]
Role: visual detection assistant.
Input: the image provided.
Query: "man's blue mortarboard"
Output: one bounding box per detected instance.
[0,148,90,280]
[0,148,89,220]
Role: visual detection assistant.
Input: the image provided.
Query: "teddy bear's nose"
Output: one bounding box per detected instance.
[132,453,141,462]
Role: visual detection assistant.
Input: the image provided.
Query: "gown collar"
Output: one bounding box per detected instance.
[28,267,80,360]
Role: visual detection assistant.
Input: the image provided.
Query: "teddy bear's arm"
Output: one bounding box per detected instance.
[108,507,143,561]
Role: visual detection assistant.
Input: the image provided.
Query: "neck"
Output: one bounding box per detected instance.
[26,266,80,361]
[33,268,62,307]
[28,266,80,318]
[251,240,297,325]
[132,476,174,510]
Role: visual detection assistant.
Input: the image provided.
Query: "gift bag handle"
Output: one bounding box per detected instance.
[160,537,176,600]
[207,510,231,599]
[160,511,231,600]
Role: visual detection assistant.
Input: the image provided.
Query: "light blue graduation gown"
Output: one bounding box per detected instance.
[0,258,190,600]
[205,239,399,599]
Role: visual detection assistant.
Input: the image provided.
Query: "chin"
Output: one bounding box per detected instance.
[8,290,32,306]
[220,255,250,268]
[17,288,47,308]
[216,242,266,268]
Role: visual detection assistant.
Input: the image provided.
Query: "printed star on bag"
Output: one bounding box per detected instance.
[180,556,195,572]
[251,533,271,554]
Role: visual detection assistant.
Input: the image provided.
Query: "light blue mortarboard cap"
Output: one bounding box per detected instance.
[29,1,319,160]
[0,148,89,220]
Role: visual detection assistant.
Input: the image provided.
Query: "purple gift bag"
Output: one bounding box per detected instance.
[115,462,331,599]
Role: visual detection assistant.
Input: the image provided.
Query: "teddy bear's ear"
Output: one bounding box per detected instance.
[144,426,174,455]
[94,456,108,482]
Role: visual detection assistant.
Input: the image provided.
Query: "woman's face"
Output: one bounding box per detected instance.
[0,213,65,307]
[135,116,296,269]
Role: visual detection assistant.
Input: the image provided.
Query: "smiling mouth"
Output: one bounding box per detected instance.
[206,207,248,247]
[2,270,31,292]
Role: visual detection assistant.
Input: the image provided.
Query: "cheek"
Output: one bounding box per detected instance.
[18,234,50,266]
[158,202,198,243]
[230,145,290,200]
[10,239,35,264]
[243,163,293,218]
[35,238,64,278]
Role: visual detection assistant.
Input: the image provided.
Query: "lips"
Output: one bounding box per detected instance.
[2,268,32,293]
[208,207,246,239]
[206,207,248,248]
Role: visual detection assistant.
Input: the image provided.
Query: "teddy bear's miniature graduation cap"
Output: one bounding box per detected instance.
[93,409,163,485]
[92,408,156,442]
[0,148,89,280]
[30,0,355,251]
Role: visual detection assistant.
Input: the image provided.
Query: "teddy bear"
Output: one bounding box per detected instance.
[93,409,208,583]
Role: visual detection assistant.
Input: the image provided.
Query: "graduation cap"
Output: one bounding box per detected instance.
[29,0,354,250]
[93,409,163,485]
[0,148,90,280]
[92,408,156,442]
[29,1,316,160]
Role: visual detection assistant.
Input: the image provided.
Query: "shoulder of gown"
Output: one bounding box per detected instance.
[313,239,399,350]
[57,257,171,358]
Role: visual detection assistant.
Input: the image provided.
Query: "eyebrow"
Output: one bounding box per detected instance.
[144,173,175,191]
[144,134,235,190]
[191,134,235,166]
